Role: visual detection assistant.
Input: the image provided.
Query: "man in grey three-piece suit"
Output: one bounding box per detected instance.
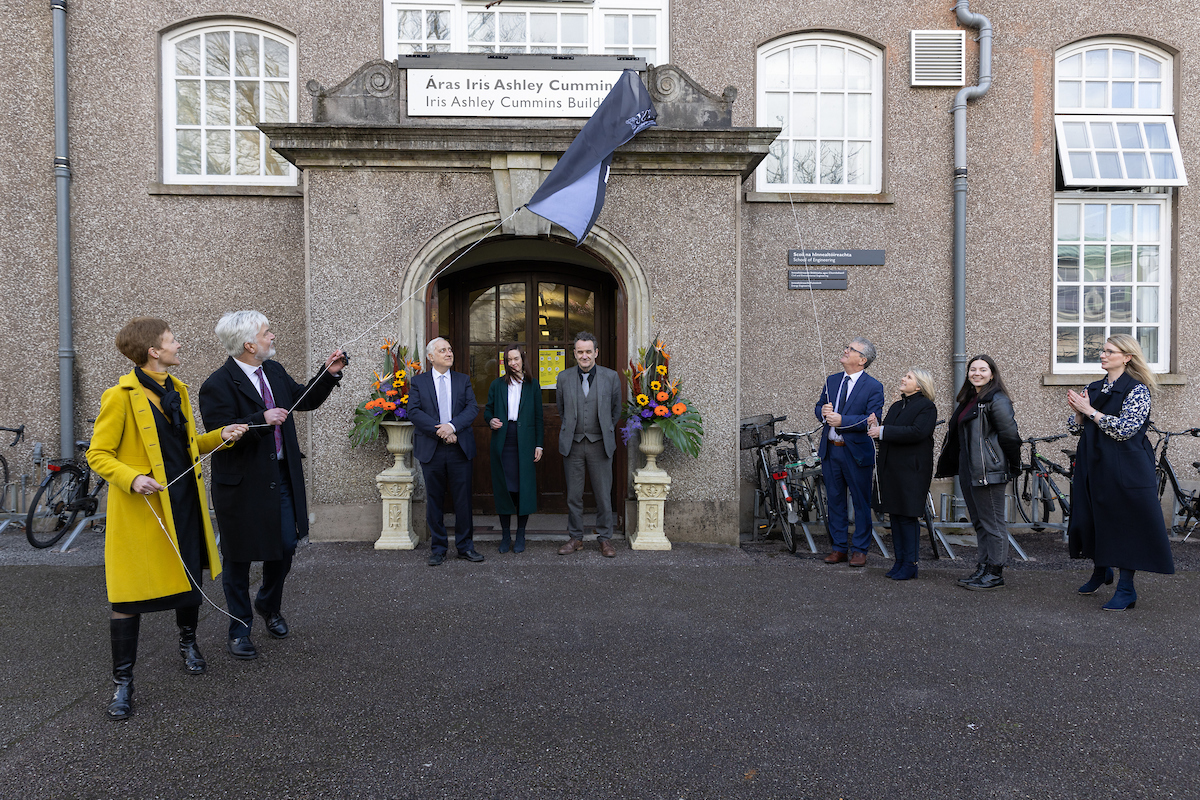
[556,332,621,557]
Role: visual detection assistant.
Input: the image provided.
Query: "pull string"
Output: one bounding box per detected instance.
[142,493,245,628]
[241,208,521,433]
[786,193,827,370]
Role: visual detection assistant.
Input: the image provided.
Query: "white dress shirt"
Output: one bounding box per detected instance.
[507,378,522,421]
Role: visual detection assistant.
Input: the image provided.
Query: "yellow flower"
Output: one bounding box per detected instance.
[636,393,650,406]
[650,381,662,391]
[400,394,408,404]
[396,370,406,380]
[656,365,667,375]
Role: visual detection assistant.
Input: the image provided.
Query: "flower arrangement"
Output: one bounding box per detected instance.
[621,336,703,458]
[349,338,423,447]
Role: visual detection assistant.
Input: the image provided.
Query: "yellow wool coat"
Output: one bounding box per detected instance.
[87,370,226,604]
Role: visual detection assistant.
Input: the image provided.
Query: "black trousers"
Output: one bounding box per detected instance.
[222,462,297,638]
[422,441,474,556]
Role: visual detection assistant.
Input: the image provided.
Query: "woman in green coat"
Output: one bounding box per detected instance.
[484,344,544,553]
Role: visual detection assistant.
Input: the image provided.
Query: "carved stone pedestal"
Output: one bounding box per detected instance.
[631,424,672,550]
[375,421,418,550]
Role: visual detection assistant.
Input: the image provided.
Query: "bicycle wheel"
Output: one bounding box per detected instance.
[811,475,830,545]
[754,461,774,538]
[775,479,797,553]
[1033,476,1054,529]
[1011,473,1034,525]
[0,453,8,512]
[26,464,84,548]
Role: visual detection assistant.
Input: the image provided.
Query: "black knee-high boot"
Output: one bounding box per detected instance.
[176,605,206,675]
[514,514,529,553]
[498,514,512,553]
[107,615,140,720]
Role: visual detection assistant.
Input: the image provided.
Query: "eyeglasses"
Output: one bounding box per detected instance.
[844,345,866,357]
[1101,348,1123,356]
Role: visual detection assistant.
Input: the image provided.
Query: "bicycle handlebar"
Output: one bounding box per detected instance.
[1149,423,1200,437]
[0,425,24,447]
[1023,433,1068,444]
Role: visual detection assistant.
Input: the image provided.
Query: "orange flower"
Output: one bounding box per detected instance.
[654,405,668,416]
[385,389,399,397]
[656,391,669,402]
[381,401,397,411]
[672,402,687,415]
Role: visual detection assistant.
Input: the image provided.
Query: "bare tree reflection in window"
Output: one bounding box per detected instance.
[235,32,259,78]
[820,141,844,184]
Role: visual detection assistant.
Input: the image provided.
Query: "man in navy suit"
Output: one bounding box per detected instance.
[814,337,885,567]
[407,337,483,566]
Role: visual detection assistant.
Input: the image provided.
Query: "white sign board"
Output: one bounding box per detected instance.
[407,69,622,118]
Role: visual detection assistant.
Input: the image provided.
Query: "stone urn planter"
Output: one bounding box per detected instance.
[630,423,672,550]
[375,420,418,550]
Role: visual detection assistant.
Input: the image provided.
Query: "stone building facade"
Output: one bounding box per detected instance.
[3,1,1197,545]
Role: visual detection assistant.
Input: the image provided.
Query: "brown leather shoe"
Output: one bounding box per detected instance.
[849,552,867,568]
[599,539,616,558]
[557,538,584,555]
[824,551,848,564]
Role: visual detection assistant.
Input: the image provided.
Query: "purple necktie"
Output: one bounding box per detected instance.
[255,367,283,458]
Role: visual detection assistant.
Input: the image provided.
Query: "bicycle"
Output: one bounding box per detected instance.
[1009,434,1074,538]
[740,414,797,551]
[1149,423,1200,539]
[25,432,108,549]
[775,426,828,554]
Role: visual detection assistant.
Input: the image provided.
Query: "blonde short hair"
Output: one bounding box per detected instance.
[908,367,936,402]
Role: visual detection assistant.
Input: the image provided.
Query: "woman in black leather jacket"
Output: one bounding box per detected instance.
[935,355,1022,590]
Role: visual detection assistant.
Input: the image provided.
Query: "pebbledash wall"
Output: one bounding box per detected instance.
[3,2,1198,547]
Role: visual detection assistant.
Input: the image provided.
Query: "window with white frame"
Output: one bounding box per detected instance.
[1052,39,1185,374]
[162,21,297,185]
[1053,198,1170,371]
[755,33,884,194]
[1055,39,1186,187]
[383,1,668,63]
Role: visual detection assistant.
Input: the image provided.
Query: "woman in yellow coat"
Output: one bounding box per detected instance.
[87,318,246,720]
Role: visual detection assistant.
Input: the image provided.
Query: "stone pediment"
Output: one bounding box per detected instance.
[306,56,738,129]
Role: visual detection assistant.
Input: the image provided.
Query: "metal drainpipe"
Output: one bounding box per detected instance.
[951,0,993,392]
[52,0,75,459]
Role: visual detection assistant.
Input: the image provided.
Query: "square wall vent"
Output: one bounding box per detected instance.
[911,30,966,86]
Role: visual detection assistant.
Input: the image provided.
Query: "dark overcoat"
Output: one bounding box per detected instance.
[198,357,341,562]
[875,393,937,518]
[1066,372,1174,574]
[484,377,544,516]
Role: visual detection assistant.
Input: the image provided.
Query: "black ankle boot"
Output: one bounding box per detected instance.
[513,529,526,553]
[965,564,1005,591]
[178,626,207,675]
[957,563,986,587]
[107,615,139,720]
[498,529,512,554]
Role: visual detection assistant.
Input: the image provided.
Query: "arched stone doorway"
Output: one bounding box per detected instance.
[399,223,652,528]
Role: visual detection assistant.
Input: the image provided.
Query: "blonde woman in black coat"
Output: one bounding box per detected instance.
[868,368,937,580]
[1066,334,1174,611]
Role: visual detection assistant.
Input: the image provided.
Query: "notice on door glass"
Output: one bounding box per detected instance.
[539,349,565,388]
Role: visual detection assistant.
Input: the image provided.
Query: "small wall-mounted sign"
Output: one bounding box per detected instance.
[788,249,885,266]
[788,269,848,290]
[408,69,622,118]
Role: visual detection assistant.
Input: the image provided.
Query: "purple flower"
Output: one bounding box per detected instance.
[395,408,407,419]
[621,416,643,444]
[640,409,654,419]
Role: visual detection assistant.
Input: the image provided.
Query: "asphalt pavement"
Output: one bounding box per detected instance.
[2,525,1199,799]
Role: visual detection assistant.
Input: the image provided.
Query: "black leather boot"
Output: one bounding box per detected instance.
[957,563,986,587]
[107,615,139,720]
[965,564,1005,591]
[178,626,207,675]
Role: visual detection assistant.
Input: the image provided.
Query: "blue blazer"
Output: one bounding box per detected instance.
[407,369,479,463]
[813,371,885,467]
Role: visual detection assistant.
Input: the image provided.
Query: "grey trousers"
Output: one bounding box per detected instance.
[564,438,613,540]
[961,480,1009,566]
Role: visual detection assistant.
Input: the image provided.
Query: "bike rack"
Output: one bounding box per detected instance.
[57,512,105,552]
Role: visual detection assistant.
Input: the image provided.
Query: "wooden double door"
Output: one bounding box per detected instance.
[433,262,625,521]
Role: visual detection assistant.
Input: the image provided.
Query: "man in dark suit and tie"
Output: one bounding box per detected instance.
[815,337,885,567]
[199,310,346,660]
[407,337,483,567]
[556,332,622,557]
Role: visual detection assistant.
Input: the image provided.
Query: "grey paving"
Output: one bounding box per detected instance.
[1,528,1198,799]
